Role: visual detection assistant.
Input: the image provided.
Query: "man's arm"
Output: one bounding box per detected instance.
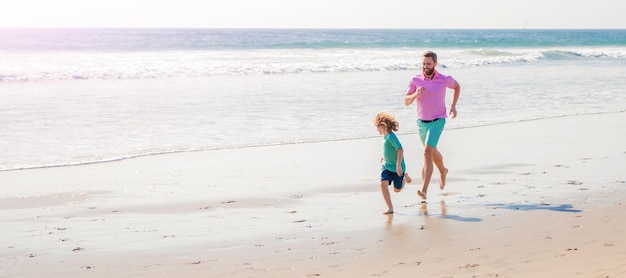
[449,81,460,118]
[404,86,423,106]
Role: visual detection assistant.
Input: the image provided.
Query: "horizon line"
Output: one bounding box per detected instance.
[1,26,626,30]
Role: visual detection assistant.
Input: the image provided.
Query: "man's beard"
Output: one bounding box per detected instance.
[423,68,434,75]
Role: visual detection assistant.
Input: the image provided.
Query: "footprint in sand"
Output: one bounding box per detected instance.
[567,180,584,185]
[441,192,459,196]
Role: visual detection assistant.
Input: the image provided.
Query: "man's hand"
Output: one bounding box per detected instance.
[449,106,457,119]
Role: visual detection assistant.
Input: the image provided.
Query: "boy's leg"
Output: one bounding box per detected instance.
[393,172,411,193]
[380,180,393,214]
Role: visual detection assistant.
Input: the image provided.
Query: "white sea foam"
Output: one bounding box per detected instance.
[2,47,626,82]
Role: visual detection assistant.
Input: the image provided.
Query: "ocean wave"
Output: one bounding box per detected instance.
[542,48,626,59]
[1,47,625,82]
[3,29,626,51]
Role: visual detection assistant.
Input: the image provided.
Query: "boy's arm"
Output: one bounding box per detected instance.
[396,148,404,176]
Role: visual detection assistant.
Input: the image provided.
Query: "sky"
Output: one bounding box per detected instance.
[1,0,625,29]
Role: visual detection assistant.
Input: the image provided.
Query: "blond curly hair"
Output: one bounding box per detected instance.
[374,112,399,133]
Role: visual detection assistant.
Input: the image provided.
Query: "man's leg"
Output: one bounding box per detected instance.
[432,149,448,190]
[418,145,436,199]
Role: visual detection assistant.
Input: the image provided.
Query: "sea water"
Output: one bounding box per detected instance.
[1,29,625,171]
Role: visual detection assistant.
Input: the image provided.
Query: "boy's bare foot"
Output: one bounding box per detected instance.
[405,173,412,184]
[417,190,427,200]
[383,209,394,215]
[440,168,449,190]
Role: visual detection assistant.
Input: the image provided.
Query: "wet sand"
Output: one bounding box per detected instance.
[1,112,625,277]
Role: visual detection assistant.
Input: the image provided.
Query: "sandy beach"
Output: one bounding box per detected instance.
[1,111,625,278]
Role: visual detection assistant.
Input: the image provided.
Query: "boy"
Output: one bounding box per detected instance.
[374,112,412,214]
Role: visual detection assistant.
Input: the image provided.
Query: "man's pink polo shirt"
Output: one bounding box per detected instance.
[407,70,457,121]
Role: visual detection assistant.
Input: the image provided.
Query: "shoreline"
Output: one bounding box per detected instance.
[1,111,625,277]
[2,110,623,173]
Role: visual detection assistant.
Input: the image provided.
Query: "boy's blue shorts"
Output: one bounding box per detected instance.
[381,168,405,190]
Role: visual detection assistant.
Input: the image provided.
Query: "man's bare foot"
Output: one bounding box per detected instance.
[383,209,394,215]
[405,173,412,184]
[439,168,449,190]
[417,190,427,200]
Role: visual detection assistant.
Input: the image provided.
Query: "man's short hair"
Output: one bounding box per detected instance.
[423,51,437,63]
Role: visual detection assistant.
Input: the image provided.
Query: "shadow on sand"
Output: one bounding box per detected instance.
[420,201,483,222]
[441,214,483,222]
[487,203,582,213]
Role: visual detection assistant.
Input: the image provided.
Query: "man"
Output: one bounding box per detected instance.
[404,51,460,200]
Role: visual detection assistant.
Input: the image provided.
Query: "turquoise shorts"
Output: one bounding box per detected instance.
[417,118,446,148]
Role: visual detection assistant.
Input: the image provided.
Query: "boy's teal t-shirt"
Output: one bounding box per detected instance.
[382,132,405,173]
